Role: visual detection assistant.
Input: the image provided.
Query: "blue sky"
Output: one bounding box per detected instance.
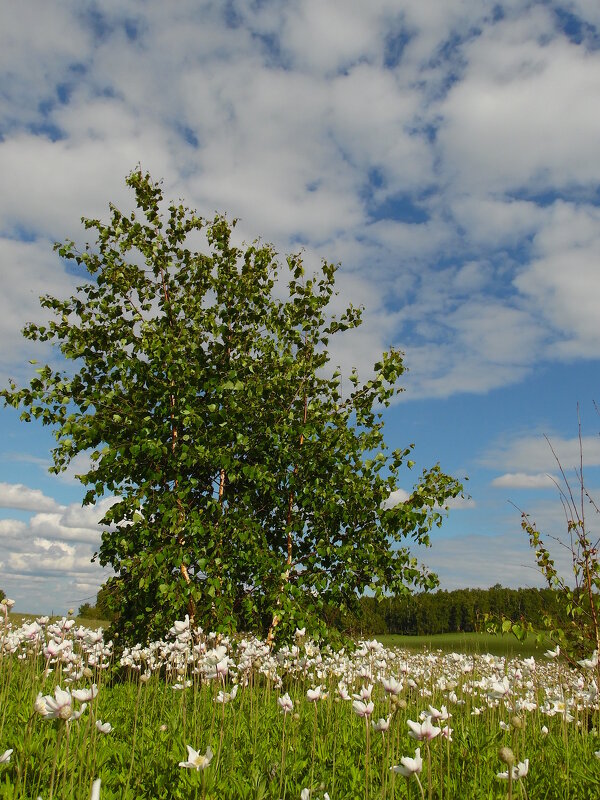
[1,0,599,614]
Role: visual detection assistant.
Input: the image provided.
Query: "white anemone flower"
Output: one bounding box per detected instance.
[278,693,293,714]
[544,645,560,658]
[407,717,441,741]
[392,747,423,777]
[371,716,391,733]
[577,651,598,669]
[42,686,74,721]
[497,759,529,780]
[72,684,98,702]
[0,749,13,764]
[96,720,112,734]
[178,745,213,770]
[352,700,374,718]
[381,676,403,695]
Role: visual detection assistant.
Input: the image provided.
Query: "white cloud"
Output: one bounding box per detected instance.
[0,482,63,512]
[382,488,410,509]
[438,7,600,194]
[426,528,573,591]
[515,202,600,359]
[482,434,600,473]
[491,472,557,489]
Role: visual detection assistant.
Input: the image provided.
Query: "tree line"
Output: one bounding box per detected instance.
[345,585,566,636]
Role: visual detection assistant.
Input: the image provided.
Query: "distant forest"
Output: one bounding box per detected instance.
[342,585,565,636]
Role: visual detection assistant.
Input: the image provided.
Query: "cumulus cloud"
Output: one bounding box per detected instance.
[482,434,600,473]
[491,472,557,489]
[426,528,573,591]
[0,482,63,512]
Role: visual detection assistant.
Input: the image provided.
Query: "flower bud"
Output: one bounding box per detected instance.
[510,715,524,730]
[498,746,515,765]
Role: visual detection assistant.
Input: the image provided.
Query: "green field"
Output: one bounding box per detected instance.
[375,631,544,657]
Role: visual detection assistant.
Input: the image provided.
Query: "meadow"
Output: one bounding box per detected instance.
[1,610,599,799]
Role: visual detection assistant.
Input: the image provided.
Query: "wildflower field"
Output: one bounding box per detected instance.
[1,611,599,800]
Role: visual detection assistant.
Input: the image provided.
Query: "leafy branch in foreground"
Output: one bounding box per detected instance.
[2,169,462,645]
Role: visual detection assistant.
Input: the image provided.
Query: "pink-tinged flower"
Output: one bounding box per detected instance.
[42,686,74,721]
[307,686,323,702]
[497,759,529,780]
[72,684,98,702]
[44,640,70,659]
[352,700,374,718]
[382,676,403,696]
[0,749,13,764]
[352,684,373,702]
[407,717,441,741]
[179,745,213,770]
[392,747,422,777]
[278,693,293,714]
[425,704,450,722]
[338,683,350,701]
[441,725,453,741]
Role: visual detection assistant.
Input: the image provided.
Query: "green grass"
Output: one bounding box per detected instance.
[374,631,544,657]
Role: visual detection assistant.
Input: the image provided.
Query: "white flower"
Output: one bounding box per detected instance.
[381,676,403,695]
[173,615,190,634]
[178,745,213,770]
[497,759,529,781]
[90,778,101,800]
[426,704,450,722]
[371,716,391,733]
[392,747,423,777]
[541,725,549,736]
[278,693,293,714]
[407,717,441,741]
[307,686,323,702]
[41,686,74,721]
[34,693,48,716]
[216,684,238,704]
[352,700,374,718]
[577,651,598,669]
[95,720,112,734]
[0,749,13,764]
[72,684,98,702]
[544,645,560,659]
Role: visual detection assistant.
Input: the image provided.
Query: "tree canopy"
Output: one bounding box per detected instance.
[2,170,462,644]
